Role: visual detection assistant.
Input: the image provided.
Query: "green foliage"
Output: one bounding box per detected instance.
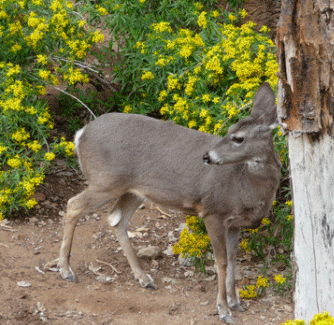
[0,0,104,218]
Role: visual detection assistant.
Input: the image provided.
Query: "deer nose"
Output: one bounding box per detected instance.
[203,152,212,164]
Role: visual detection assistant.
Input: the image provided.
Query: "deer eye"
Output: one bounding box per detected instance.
[231,134,245,145]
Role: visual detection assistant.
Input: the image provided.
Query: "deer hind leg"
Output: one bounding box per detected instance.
[226,227,246,312]
[204,215,235,324]
[59,187,112,281]
[109,192,157,289]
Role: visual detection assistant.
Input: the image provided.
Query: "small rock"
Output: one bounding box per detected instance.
[178,255,194,266]
[204,274,216,281]
[136,226,149,232]
[58,211,66,217]
[200,301,209,306]
[95,275,113,283]
[168,231,178,242]
[162,277,177,284]
[128,231,143,239]
[184,270,194,277]
[284,304,293,313]
[17,281,31,287]
[205,266,216,275]
[163,245,174,256]
[137,246,162,259]
[0,219,10,226]
[29,217,38,224]
[175,223,187,232]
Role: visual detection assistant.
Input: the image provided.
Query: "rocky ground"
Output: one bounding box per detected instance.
[0,161,294,325]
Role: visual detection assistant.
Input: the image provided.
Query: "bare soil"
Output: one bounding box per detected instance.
[0,164,293,325]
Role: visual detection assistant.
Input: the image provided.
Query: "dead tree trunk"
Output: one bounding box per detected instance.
[276,0,334,321]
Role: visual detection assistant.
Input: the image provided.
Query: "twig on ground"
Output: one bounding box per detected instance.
[0,242,9,247]
[155,206,172,217]
[0,225,16,232]
[96,258,121,274]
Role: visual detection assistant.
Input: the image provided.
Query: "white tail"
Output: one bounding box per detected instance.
[58,83,281,323]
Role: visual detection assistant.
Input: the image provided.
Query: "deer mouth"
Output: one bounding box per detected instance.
[203,151,222,165]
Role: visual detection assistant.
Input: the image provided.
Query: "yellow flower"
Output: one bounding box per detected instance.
[197,11,207,29]
[38,70,51,80]
[158,90,167,101]
[160,104,169,115]
[256,276,269,288]
[37,54,48,65]
[274,274,286,285]
[239,285,257,299]
[202,94,211,103]
[0,145,8,155]
[260,25,270,33]
[261,217,271,225]
[27,140,42,153]
[26,199,38,209]
[167,75,178,90]
[91,30,104,43]
[188,120,197,129]
[239,239,251,252]
[124,105,132,113]
[199,108,208,118]
[96,5,108,16]
[179,44,194,58]
[286,215,293,221]
[141,70,155,80]
[285,200,293,207]
[239,9,248,19]
[211,11,220,18]
[44,152,55,161]
[228,13,236,22]
[151,22,172,33]
[12,128,30,143]
[7,155,22,169]
[11,44,22,53]
[7,64,21,77]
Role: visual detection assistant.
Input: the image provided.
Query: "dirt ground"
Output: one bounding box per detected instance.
[0,163,294,325]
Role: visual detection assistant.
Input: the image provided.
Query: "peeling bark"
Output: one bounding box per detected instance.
[276,0,334,321]
[277,0,334,134]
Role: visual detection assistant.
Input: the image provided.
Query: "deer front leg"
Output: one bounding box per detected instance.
[204,215,235,324]
[226,227,245,312]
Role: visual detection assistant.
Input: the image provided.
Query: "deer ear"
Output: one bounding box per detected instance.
[251,82,277,127]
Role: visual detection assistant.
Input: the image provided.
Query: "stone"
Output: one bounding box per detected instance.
[137,246,162,259]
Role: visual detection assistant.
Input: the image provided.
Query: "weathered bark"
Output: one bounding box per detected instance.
[277,0,334,321]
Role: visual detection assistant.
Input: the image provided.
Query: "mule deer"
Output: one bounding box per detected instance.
[58,83,281,323]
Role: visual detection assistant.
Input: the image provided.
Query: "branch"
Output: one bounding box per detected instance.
[46,83,97,119]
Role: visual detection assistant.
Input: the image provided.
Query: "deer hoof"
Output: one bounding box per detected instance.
[145,281,158,290]
[230,302,246,312]
[137,274,157,290]
[59,267,76,282]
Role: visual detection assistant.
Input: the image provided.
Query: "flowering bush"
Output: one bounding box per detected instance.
[173,215,212,272]
[0,0,104,219]
[282,312,334,325]
[115,6,279,136]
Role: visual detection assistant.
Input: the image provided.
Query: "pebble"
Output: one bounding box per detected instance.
[17,281,31,287]
[137,246,162,258]
[178,255,194,267]
[163,245,174,256]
